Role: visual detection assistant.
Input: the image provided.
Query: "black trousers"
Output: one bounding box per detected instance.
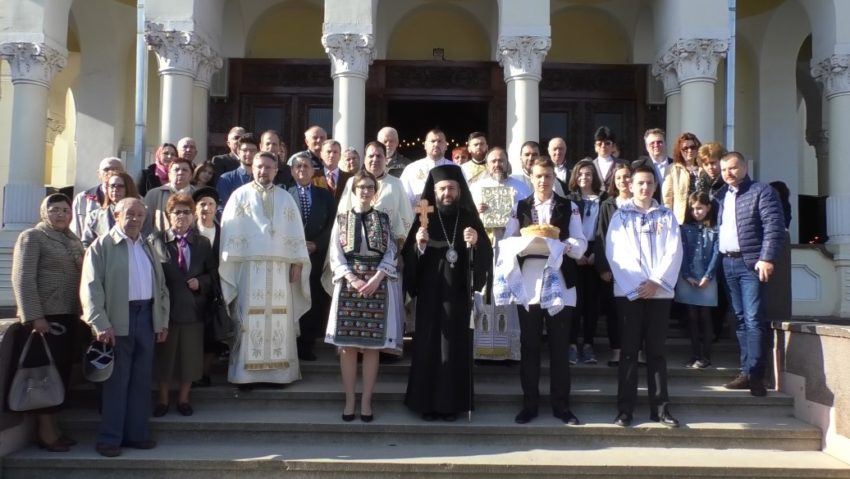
[517,304,573,413]
[616,298,671,415]
[571,264,600,345]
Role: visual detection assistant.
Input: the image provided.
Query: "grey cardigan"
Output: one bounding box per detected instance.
[80,227,170,336]
[11,223,84,322]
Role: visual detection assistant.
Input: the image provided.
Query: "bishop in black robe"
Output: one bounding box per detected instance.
[402,165,492,420]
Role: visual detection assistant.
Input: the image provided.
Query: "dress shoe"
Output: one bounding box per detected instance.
[724,373,750,390]
[360,414,374,423]
[95,443,122,457]
[192,375,211,388]
[441,413,457,422]
[614,412,632,427]
[177,403,194,416]
[342,413,356,422]
[58,435,77,447]
[514,408,538,424]
[298,349,317,361]
[554,410,580,425]
[122,439,157,450]
[37,438,70,452]
[651,408,680,428]
[749,378,767,397]
[152,403,169,417]
[421,412,439,421]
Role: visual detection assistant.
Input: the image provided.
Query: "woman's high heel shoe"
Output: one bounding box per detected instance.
[342,413,356,422]
[37,438,70,452]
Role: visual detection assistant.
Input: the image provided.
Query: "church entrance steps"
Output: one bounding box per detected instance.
[4,339,849,477]
[5,444,850,478]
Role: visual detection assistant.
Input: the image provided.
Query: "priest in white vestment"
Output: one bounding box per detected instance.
[219,152,312,386]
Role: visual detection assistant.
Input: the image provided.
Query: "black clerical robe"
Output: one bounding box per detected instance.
[402,207,492,415]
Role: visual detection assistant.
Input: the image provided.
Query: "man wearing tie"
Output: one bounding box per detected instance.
[315,139,352,208]
[289,153,336,360]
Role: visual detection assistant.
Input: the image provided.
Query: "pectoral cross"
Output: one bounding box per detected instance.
[415,198,434,228]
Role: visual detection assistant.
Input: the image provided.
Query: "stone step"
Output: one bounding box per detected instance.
[54,405,821,451]
[5,443,850,479]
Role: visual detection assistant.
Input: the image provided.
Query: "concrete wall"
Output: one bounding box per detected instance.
[777,320,850,463]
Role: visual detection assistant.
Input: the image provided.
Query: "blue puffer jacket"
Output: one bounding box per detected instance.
[715,176,784,270]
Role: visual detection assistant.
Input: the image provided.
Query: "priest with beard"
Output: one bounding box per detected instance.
[402,165,493,421]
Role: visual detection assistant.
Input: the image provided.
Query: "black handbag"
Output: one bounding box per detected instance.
[210,276,235,343]
[8,333,64,412]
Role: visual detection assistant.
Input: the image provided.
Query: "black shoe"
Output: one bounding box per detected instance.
[360,414,374,423]
[176,402,194,416]
[152,403,168,417]
[422,412,439,421]
[192,375,211,388]
[342,413,356,422]
[514,408,538,424]
[441,413,457,422]
[750,378,767,397]
[651,408,680,428]
[614,412,632,427]
[298,351,317,361]
[724,373,750,390]
[554,410,580,425]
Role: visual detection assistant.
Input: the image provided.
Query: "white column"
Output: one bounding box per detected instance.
[668,39,728,142]
[0,42,66,229]
[322,33,374,156]
[812,54,850,316]
[193,53,222,163]
[498,36,550,175]
[145,23,204,145]
[652,64,681,142]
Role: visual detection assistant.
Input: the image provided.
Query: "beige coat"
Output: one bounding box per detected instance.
[11,223,84,322]
[662,163,693,225]
[80,227,169,336]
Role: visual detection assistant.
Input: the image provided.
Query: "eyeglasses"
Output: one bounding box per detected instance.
[355,185,376,191]
[681,145,697,151]
[170,209,193,216]
[108,183,126,189]
[46,207,71,215]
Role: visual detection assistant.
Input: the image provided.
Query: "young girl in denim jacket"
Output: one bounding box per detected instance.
[675,192,720,368]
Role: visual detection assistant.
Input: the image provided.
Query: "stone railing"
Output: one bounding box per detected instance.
[775,319,850,463]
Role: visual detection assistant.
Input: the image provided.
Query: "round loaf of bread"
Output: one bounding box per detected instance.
[520,224,560,239]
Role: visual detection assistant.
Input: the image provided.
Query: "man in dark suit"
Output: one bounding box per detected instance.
[258,129,294,189]
[288,153,336,361]
[590,127,628,192]
[210,126,246,179]
[314,139,353,207]
[508,157,588,426]
[630,128,672,203]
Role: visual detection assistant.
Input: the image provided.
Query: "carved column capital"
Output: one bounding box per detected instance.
[660,38,728,85]
[46,111,65,144]
[0,42,67,87]
[195,53,223,89]
[498,36,551,82]
[812,54,850,100]
[145,22,212,77]
[652,62,680,96]
[321,33,375,79]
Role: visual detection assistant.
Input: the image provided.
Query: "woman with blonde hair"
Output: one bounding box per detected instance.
[662,132,702,224]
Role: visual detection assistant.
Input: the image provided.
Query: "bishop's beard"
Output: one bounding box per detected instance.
[436,200,459,216]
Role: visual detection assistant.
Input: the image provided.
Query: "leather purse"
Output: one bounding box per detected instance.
[8,333,65,412]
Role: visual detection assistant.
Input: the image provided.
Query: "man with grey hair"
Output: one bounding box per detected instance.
[80,197,169,457]
[288,125,327,174]
[177,137,198,165]
[71,157,125,237]
[211,126,247,178]
[378,126,410,178]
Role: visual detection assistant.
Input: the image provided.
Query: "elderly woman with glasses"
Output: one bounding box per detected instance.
[11,193,85,451]
[151,193,215,417]
[662,132,702,225]
[82,171,140,248]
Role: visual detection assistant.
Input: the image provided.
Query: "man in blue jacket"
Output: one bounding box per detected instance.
[715,152,784,397]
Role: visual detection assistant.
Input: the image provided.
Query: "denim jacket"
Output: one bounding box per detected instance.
[680,223,719,281]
